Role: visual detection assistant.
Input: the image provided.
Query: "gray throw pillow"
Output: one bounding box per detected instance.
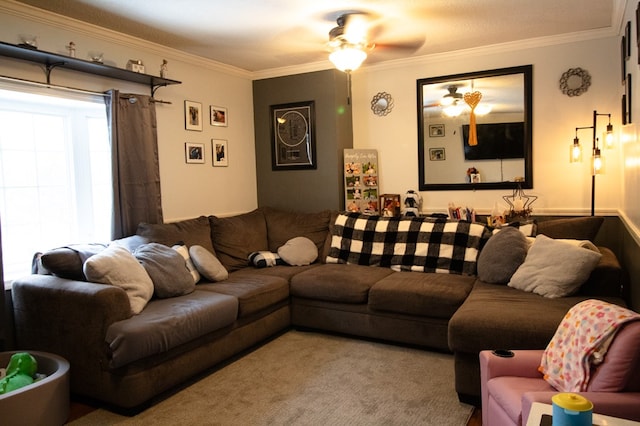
[508,234,602,298]
[477,226,529,284]
[189,245,228,281]
[277,236,318,266]
[40,243,107,280]
[134,243,195,298]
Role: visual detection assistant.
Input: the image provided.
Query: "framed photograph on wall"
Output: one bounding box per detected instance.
[184,100,203,131]
[626,20,632,58]
[185,142,205,164]
[212,139,228,167]
[622,35,627,85]
[429,147,446,161]
[270,101,316,170]
[637,3,640,64]
[210,105,228,127]
[627,73,633,124]
[429,124,445,137]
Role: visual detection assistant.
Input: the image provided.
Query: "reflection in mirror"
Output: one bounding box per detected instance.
[417,65,532,190]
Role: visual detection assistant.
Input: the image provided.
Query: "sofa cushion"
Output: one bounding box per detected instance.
[134,243,195,298]
[508,235,602,298]
[326,213,490,276]
[198,274,289,318]
[136,216,215,255]
[209,209,268,272]
[477,227,529,284]
[290,263,394,304]
[105,290,238,368]
[369,271,475,319]
[448,281,614,354]
[83,245,154,314]
[262,206,332,255]
[536,216,604,240]
[278,236,318,266]
[189,245,228,282]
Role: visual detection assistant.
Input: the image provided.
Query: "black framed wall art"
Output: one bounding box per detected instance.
[270,101,316,170]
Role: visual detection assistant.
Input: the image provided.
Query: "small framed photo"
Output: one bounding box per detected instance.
[627,73,633,124]
[212,139,228,167]
[185,142,205,164]
[185,100,203,131]
[210,105,228,127]
[622,36,627,85]
[626,21,632,59]
[429,124,445,137]
[379,194,401,217]
[429,147,446,161]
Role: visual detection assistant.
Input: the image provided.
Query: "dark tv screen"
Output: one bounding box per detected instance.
[462,122,525,160]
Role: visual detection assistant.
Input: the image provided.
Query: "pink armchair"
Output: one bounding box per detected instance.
[480,321,640,426]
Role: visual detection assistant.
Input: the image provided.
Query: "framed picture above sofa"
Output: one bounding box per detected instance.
[270,101,316,170]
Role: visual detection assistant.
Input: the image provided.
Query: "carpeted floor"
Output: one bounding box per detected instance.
[69,330,474,425]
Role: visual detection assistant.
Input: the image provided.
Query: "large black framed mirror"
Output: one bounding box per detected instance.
[417,65,532,191]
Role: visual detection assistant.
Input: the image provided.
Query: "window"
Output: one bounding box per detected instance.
[0,86,111,282]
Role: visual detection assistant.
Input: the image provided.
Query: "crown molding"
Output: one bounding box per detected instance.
[0,0,253,79]
[249,25,619,79]
[361,27,618,74]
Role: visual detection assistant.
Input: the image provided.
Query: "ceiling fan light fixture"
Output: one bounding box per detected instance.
[329,44,367,72]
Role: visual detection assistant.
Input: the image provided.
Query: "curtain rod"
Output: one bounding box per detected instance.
[0,74,172,104]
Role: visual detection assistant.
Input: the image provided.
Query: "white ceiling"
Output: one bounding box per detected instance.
[14,0,621,73]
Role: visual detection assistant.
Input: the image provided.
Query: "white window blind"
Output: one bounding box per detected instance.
[0,86,112,282]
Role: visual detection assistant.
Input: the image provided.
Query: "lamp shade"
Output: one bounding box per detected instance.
[329,46,367,72]
[603,123,616,149]
[570,137,583,162]
[592,148,605,174]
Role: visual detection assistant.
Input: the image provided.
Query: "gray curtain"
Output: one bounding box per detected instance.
[106,90,163,239]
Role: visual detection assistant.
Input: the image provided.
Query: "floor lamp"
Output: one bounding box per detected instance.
[570,110,614,216]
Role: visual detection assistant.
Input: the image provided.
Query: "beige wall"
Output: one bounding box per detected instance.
[351,37,623,217]
[0,2,258,221]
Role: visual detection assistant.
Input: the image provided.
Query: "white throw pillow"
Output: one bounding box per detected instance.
[507,234,602,298]
[172,244,201,283]
[83,244,154,314]
[189,245,229,281]
[277,236,318,266]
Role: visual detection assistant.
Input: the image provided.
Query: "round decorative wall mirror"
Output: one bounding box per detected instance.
[559,68,591,97]
[371,92,394,116]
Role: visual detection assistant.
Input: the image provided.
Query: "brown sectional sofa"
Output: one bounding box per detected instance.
[10,207,626,410]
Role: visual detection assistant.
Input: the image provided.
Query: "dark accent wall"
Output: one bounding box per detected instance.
[253,70,352,212]
[621,227,640,311]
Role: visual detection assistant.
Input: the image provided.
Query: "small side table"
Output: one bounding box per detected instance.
[0,350,70,426]
[526,402,640,426]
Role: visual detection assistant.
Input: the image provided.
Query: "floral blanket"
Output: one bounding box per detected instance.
[539,299,640,391]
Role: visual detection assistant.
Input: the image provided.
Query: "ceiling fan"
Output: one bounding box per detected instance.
[325,11,425,72]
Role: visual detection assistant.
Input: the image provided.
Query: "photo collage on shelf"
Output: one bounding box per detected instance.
[344,149,379,215]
